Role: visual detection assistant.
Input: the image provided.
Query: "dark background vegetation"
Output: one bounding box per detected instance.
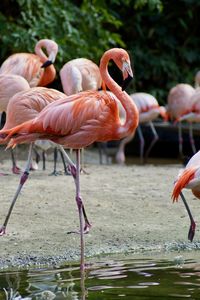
[0,0,199,105]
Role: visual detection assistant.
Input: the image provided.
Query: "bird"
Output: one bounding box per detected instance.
[115,92,166,164]
[0,87,73,236]
[172,149,200,242]
[0,74,30,174]
[0,48,139,269]
[177,88,200,165]
[167,83,195,159]
[0,39,58,88]
[60,58,102,95]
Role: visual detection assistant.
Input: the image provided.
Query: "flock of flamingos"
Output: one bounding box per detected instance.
[0,38,200,269]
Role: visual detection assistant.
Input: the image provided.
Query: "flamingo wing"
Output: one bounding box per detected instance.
[0,53,43,87]
[4,90,120,148]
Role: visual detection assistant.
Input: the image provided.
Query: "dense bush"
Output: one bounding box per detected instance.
[0,0,199,103]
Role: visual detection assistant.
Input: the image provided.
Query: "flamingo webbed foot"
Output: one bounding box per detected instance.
[67,222,92,235]
[12,166,21,174]
[0,226,6,236]
[49,170,63,176]
[188,221,196,242]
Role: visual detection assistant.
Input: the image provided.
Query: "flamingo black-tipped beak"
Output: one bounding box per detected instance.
[188,221,196,242]
[41,60,53,68]
[121,74,133,91]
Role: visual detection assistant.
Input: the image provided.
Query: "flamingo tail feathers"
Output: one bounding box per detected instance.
[172,168,196,202]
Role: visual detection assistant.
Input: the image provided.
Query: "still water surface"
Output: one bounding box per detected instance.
[0,252,200,300]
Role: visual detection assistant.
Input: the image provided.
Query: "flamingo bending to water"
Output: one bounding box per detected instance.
[116,92,166,164]
[1,48,139,269]
[0,39,58,87]
[172,150,200,242]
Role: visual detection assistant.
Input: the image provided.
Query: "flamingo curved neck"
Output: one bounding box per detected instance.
[100,53,139,139]
[35,42,48,63]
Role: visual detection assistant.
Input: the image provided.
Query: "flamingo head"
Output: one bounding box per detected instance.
[113,48,133,90]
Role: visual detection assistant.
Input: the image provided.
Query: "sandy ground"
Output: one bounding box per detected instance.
[0,145,200,270]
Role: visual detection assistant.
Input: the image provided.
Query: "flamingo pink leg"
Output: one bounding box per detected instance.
[178,122,184,159]
[188,122,196,154]
[0,143,34,235]
[137,125,145,164]
[144,122,159,163]
[58,146,91,233]
[11,149,21,174]
[180,192,196,242]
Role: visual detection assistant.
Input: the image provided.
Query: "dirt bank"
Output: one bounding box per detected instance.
[0,145,199,270]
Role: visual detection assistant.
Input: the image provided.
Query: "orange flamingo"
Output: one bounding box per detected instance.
[0,39,58,87]
[172,150,200,242]
[115,92,166,164]
[167,83,195,158]
[0,74,30,174]
[1,48,139,269]
[0,87,73,235]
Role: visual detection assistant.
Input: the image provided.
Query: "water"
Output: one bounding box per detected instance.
[0,252,200,300]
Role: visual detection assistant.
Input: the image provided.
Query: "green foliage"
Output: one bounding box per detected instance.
[0,0,124,68]
[0,0,199,103]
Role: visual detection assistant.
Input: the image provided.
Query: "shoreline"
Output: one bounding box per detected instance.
[0,148,199,270]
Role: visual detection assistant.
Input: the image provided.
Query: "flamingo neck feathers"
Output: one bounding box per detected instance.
[35,40,49,63]
[100,51,139,139]
[35,40,56,86]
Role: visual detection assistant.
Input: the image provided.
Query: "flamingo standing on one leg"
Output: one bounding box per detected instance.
[172,150,200,242]
[115,92,166,164]
[0,74,30,174]
[167,83,195,159]
[1,48,139,269]
[0,39,58,88]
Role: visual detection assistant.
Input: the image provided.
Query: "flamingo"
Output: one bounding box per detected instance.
[0,87,73,235]
[0,39,58,87]
[0,74,30,174]
[1,48,139,269]
[176,88,200,163]
[172,150,200,242]
[115,92,166,164]
[60,57,102,95]
[167,83,195,159]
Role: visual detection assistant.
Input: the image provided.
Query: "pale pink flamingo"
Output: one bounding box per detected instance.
[0,48,139,269]
[167,83,195,158]
[0,74,30,174]
[115,92,166,164]
[60,58,102,95]
[0,87,74,235]
[172,149,200,242]
[0,39,58,87]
